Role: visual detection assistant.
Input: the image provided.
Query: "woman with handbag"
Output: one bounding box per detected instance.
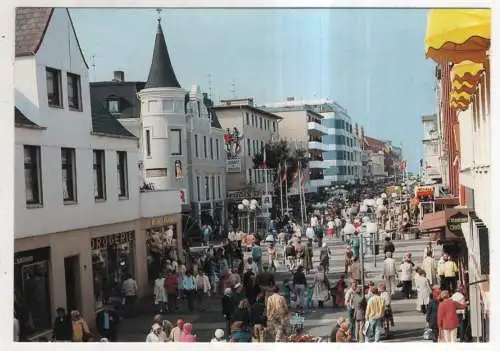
[70,310,90,342]
[312,265,329,308]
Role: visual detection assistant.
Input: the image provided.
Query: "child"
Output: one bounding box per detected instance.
[283,279,292,306]
[307,286,314,309]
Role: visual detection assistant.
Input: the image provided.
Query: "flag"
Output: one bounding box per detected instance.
[300,169,309,185]
[399,160,407,170]
[280,162,287,181]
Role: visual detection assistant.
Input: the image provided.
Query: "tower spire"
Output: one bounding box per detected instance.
[145,9,180,89]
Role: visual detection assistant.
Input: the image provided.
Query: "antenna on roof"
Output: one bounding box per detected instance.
[208,73,213,99]
[90,55,96,82]
[231,79,236,98]
[156,8,162,23]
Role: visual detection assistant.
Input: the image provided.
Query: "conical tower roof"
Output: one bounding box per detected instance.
[145,19,181,89]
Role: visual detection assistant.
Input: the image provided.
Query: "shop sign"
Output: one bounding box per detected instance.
[447,211,468,238]
[14,247,50,266]
[415,185,437,198]
[163,214,179,224]
[227,189,265,200]
[91,231,135,250]
[226,157,241,173]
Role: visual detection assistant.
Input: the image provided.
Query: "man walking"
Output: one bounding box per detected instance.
[364,287,385,342]
[382,252,397,295]
[345,281,357,337]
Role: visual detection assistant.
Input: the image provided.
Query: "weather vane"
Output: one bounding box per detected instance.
[156,8,162,23]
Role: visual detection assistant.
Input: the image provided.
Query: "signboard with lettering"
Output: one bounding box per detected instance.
[91,231,135,250]
[14,247,50,266]
[446,211,468,238]
[227,189,265,200]
[226,158,242,173]
[415,185,437,198]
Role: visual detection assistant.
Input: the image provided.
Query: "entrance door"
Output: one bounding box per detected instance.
[64,256,81,313]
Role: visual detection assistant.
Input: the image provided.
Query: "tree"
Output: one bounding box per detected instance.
[252,140,310,192]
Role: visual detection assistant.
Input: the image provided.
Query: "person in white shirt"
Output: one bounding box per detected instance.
[122,274,138,317]
[382,252,397,295]
[146,323,164,342]
[399,258,414,299]
[305,225,315,240]
[311,215,319,229]
[245,257,259,275]
[228,230,237,242]
[195,270,211,311]
[154,275,168,313]
[327,219,335,238]
[211,328,226,342]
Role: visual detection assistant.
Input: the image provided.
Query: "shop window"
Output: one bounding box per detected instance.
[211,176,215,200]
[24,145,43,206]
[14,247,51,338]
[259,116,263,129]
[247,139,251,156]
[146,222,178,281]
[145,129,152,157]
[272,121,276,132]
[246,112,249,125]
[91,232,135,310]
[61,147,77,203]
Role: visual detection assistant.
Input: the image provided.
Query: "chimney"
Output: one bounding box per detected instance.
[113,71,125,82]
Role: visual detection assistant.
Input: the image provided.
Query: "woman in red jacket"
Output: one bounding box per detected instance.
[437,290,466,342]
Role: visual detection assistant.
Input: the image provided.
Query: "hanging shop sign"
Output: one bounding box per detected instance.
[415,185,438,198]
[91,231,135,250]
[226,157,242,173]
[224,127,244,158]
[446,211,469,238]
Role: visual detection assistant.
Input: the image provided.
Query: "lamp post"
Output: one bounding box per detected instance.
[238,199,258,234]
[367,222,378,267]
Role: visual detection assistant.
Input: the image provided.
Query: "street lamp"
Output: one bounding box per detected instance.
[238,199,259,233]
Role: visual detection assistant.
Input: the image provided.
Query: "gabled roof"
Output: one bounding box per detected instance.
[145,20,180,89]
[15,8,53,57]
[15,8,88,68]
[91,112,136,139]
[364,136,387,152]
[90,81,145,119]
[14,107,44,129]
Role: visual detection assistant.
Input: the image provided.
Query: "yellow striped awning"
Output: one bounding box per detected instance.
[450,90,472,104]
[425,9,491,64]
[450,100,469,112]
[452,79,476,94]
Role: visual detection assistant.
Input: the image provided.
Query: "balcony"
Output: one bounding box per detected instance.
[308,141,329,152]
[309,160,329,169]
[307,122,328,136]
[140,189,182,218]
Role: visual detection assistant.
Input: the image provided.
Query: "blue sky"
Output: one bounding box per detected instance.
[70,8,437,173]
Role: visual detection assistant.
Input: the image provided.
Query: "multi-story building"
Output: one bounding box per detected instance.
[90,19,226,231]
[258,105,329,190]
[261,98,362,186]
[212,98,281,212]
[14,8,181,338]
[421,114,442,183]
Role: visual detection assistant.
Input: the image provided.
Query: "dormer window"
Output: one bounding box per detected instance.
[108,99,120,114]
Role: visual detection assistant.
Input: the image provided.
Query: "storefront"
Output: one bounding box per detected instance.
[14,247,51,339]
[91,231,135,310]
[146,215,180,282]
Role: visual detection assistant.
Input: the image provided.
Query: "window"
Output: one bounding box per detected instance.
[148,100,157,112]
[203,136,208,158]
[170,129,182,155]
[272,121,276,132]
[93,150,106,200]
[247,139,251,156]
[204,176,210,200]
[46,67,62,107]
[251,114,255,127]
[253,140,257,155]
[197,101,201,117]
[216,139,220,160]
[196,176,201,201]
[162,100,174,112]
[145,129,152,157]
[61,148,77,203]
[67,73,81,110]
[24,145,42,206]
[247,169,252,184]
[217,176,221,199]
[108,100,120,114]
[211,176,215,201]
[246,112,250,125]
[210,138,214,159]
[194,134,199,158]
[259,116,263,129]
[117,151,128,198]
[260,140,264,152]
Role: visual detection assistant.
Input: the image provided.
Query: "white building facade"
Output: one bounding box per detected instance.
[261,98,362,185]
[14,8,181,339]
[421,114,443,183]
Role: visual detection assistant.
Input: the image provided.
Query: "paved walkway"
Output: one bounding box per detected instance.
[116,236,435,342]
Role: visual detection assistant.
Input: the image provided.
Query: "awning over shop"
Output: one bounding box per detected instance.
[425,9,491,64]
[452,79,475,94]
[420,208,469,241]
[435,196,460,206]
[451,60,484,83]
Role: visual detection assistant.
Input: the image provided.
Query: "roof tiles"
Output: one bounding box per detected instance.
[15,7,53,57]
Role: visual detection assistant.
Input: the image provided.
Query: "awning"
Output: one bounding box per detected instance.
[435,197,460,206]
[425,9,491,64]
[450,90,472,103]
[451,60,484,82]
[452,79,475,94]
[420,208,469,241]
[450,100,469,111]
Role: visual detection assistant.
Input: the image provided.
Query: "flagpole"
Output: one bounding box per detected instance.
[264,147,270,219]
[299,165,305,227]
[285,164,289,215]
[279,162,284,217]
